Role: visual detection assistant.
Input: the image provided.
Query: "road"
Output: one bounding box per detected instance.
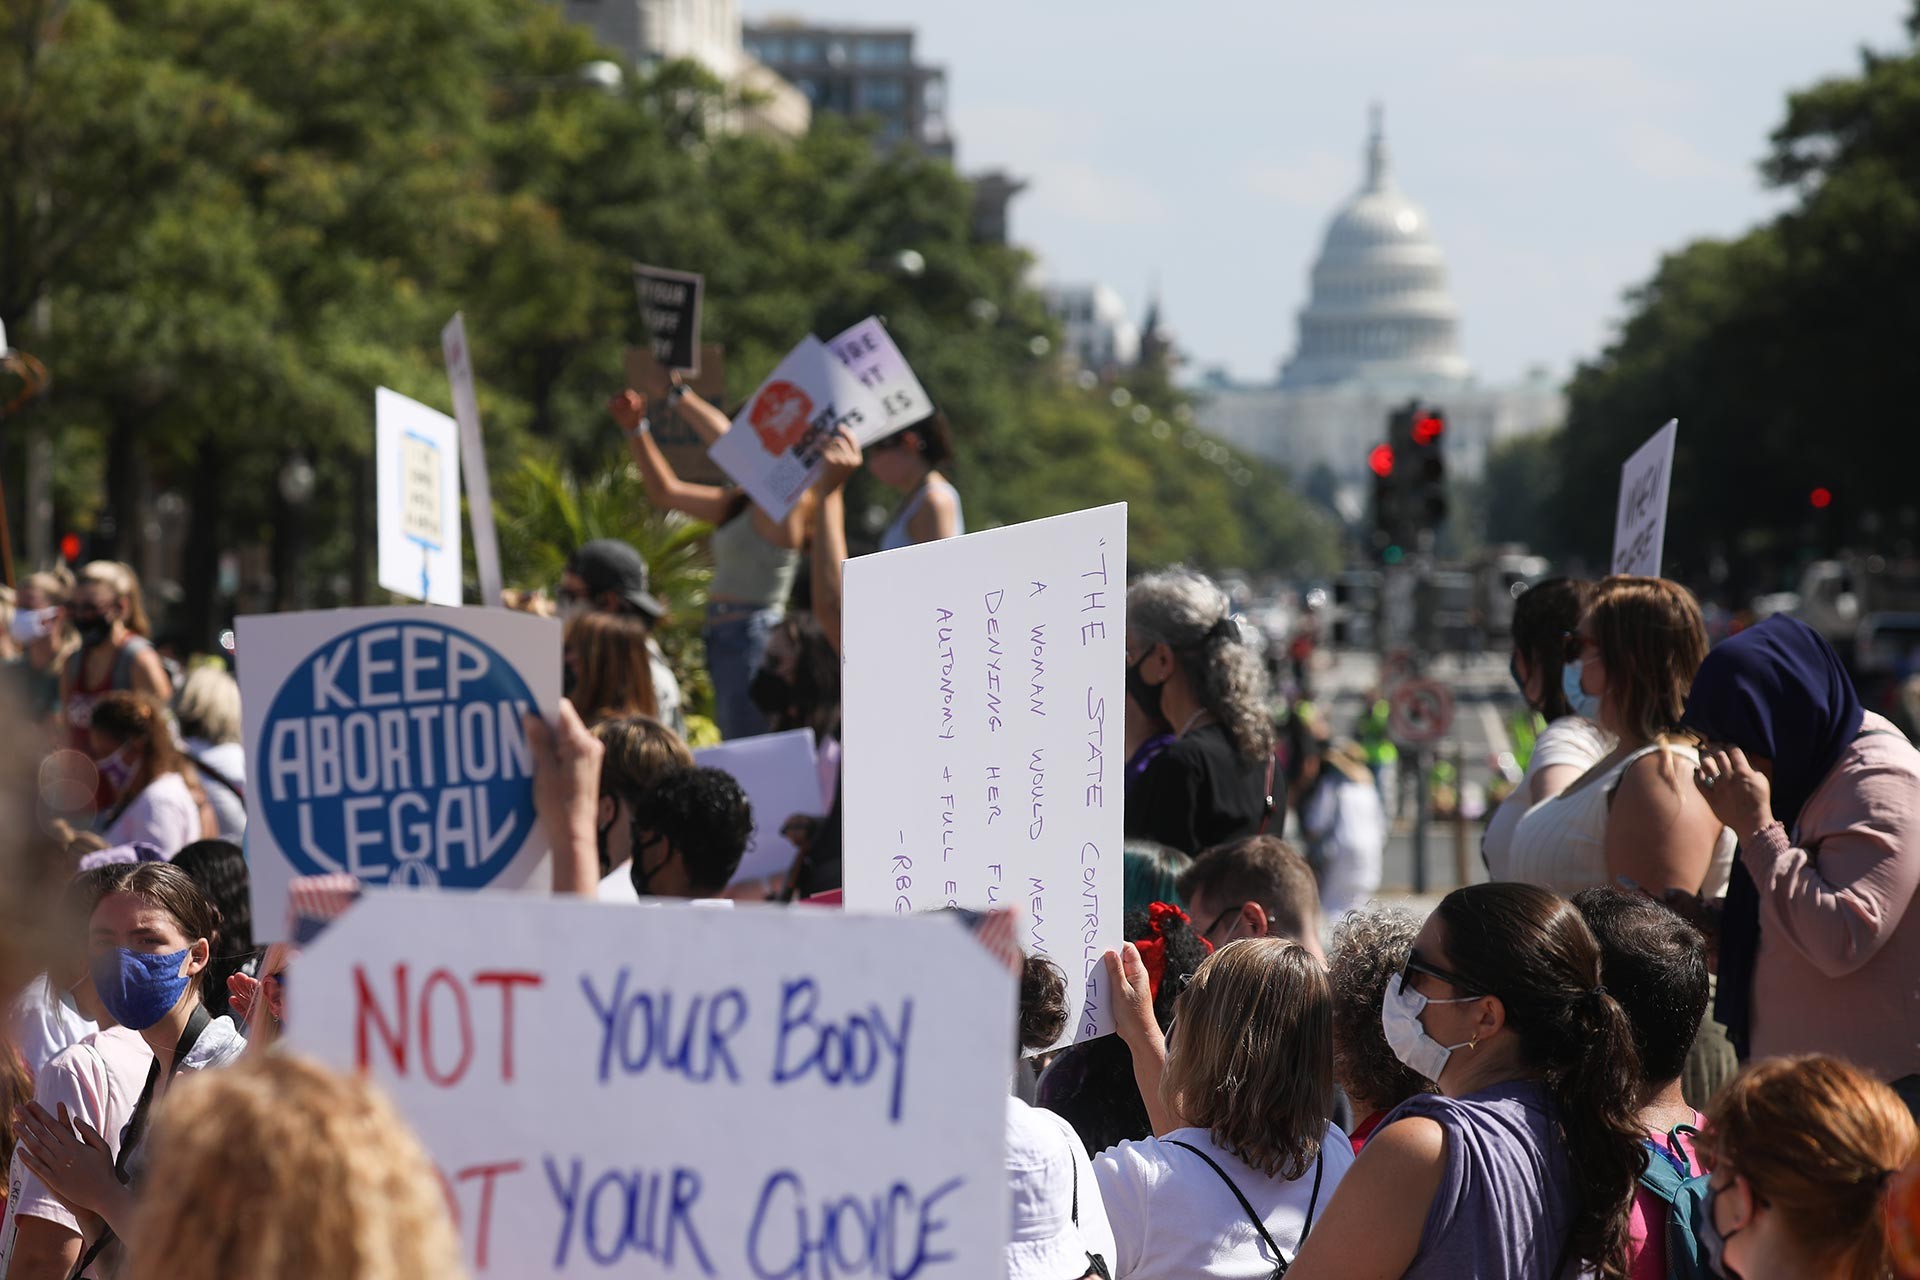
[1304,646,1518,896]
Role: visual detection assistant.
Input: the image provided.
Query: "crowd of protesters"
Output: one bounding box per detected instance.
[2,412,1919,1280]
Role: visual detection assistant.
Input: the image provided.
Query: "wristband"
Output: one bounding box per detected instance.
[625,416,652,440]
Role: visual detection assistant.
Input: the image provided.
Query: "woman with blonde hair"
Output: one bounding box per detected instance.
[563,609,659,728]
[1506,576,1733,898]
[174,665,246,841]
[1698,1055,1917,1280]
[1098,936,1353,1277]
[60,563,170,771]
[124,1054,464,1279]
[3,570,75,733]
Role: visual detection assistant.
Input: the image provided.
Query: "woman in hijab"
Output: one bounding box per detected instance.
[1681,614,1920,1095]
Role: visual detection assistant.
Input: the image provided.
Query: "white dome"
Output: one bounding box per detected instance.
[1280,107,1470,390]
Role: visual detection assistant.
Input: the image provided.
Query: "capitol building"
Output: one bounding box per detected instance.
[1194,109,1562,488]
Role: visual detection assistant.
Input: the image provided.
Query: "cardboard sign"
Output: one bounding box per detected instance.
[632,262,704,374]
[708,336,887,521]
[236,606,562,938]
[624,344,730,486]
[1611,419,1678,577]
[376,387,463,606]
[841,505,1127,1047]
[828,316,934,436]
[692,728,828,885]
[443,314,503,607]
[284,893,1014,1278]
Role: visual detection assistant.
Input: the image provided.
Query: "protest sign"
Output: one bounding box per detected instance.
[692,728,828,885]
[236,606,561,938]
[828,316,935,436]
[1611,419,1678,577]
[624,344,730,486]
[708,336,887,521]
[376,387,463,606]
[841,504,1127,1047]
[442,313,503,606]
[286,892,1013,1278]
[632,262,704,373]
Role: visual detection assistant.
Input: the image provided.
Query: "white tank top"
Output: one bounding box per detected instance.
[1503,740,1736,898]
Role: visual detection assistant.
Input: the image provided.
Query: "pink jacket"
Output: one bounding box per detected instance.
[1746,713,1920,1080]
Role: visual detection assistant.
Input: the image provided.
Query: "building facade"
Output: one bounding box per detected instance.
[743,22,951,157]
[1196,108,1561,483]
[1041,284,1141,374]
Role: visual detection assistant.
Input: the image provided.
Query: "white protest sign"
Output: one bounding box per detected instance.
[692,728,828,885]
[443,314,503,607]
[376,387,463,606]
[828,316,935,437]
[842,505,1127,1047]
[285,893,1013,1278]
[708,336,888,521]
[236,606,561,938]
[1611,419,1678,577]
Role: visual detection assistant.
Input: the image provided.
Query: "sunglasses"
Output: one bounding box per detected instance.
[1403,952,1481,996]
[1561,630,1599,666]
[868,433,914,454]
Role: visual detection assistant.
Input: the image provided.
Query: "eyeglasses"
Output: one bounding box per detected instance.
[1561,630,1599,666]
[867,434,912,454]
[1200,906,1239,942]
[1403,952,1481,995]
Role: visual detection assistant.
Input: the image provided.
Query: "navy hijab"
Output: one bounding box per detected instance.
[1680,614,1864,1056]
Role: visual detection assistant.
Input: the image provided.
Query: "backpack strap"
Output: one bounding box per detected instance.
[1165,1139,1319,1275]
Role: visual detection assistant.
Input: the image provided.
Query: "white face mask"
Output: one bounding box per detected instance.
[1380,971,1480,1082]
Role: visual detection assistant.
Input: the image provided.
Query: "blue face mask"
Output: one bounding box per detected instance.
[1561,660,1602,721]
[91,946,193,1031]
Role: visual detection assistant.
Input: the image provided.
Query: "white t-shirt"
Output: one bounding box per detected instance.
[1301,775,1387,921]
[0,1025,153,1268]
[99,772,201,856]
[1093,1123,1353,1280]
[1007,1098,1117,1280]
[1482,716,1612,880]
[595,868,735,908]
[8,977,96,1078]
[184,739,246,842]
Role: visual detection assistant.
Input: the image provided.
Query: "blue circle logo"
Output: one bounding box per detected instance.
[257,620,539,888]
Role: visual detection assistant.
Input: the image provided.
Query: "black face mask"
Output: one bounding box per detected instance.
[1125,652,1167,721]
[748,666,794,720]
[630,832,676,897]
[74,611,112,649]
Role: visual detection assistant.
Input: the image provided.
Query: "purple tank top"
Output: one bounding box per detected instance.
[1382,1079,1579,1279]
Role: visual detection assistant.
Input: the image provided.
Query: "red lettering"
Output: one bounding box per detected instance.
[472,971,543,1082]
[354,963,409,1074]
[457,1160,522,1271]
[420,968,474,1087]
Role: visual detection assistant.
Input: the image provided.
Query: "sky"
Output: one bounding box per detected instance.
[745,1,1913,386]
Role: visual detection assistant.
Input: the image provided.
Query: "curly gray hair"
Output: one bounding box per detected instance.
[1327,905,1432,1112]
[1126,567,1273,764]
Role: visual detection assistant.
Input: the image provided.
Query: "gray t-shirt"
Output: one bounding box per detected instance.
[1385,1079,1579,1280]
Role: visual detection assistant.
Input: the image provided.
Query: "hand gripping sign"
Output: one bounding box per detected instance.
[237,607,562,937]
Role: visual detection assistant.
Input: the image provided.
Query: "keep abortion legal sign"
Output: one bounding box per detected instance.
[237,607,562,936]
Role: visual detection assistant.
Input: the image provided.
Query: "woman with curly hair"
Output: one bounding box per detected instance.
[1325,906,1430,1153]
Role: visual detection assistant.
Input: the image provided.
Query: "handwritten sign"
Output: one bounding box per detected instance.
[828,317,934,436]
[1611,419,1677,577]
[285,893,1014,1278]
[443,313,504,607]
[624,344,730,486]
[376,387,463,606]
[236,606,561,939]
[841,505,1127,1047]
[692,728,828,885]
[632,262,704,374]
[708,336,887,522]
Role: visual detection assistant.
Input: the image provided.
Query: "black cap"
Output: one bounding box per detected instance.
[566,539,666,622]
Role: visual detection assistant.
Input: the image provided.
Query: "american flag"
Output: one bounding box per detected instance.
[968,906,1024,977]
[286,874,364,945]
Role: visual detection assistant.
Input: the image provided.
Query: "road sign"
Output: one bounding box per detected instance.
[1389,678,1454,744]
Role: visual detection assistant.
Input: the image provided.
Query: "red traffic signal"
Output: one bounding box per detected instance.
[1809,487,1833,509]
[1412,413,1444,446]
[59,533,81,563]
[1369,444,1395,477]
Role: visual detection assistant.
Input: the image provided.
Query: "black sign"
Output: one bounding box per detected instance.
[632,262,703,373]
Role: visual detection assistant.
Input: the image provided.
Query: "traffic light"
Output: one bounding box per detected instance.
[1406,405,1448,532]
[1371,406,1420,562]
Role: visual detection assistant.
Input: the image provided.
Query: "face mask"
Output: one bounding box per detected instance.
[748,666,794,720]
[91,946,193,1031]
[73,610,112,648]
[1700,1179,1749,1279]
[557,595,589,624]
[1561,660,1601,720]
[95,745,136,796]
[630,833,676,897]
[1125,652,1166,721]
[1380,971,1480,1082]
[11,607,56,645]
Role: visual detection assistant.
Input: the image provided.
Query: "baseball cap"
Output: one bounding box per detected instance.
[1006,1099,1109,1280]
[566,539,666,622]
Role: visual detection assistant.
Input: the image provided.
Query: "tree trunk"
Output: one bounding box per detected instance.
[96,406,142,563]
[178,438,226,651]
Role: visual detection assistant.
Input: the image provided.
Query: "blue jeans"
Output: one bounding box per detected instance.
[704,605,781,740]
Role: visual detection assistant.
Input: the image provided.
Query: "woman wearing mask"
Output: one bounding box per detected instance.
[1099,937,1352,1278]
[5,571,74,733]
[13,863,246,1276]
[1696,1055,1917,1280]
[1682,614,1920,1083]
[610,385,811,741]
[89,692,213,856]
[1284,882,1646,1280]
[563,610,659,729]
[59,563,170,764]
[1482,578,1612,876]
[1506,576,1733,899]
[1123,568,1275,856]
